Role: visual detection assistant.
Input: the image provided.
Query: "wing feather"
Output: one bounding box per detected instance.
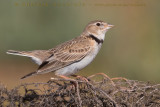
[37,36,93,74]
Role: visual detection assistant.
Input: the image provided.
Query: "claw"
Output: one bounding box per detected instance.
[88,73,115,86]
[111,77,128,81]
[51,75,75,81]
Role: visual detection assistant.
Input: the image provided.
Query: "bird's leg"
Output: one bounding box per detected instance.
[71,74,89,82]
[88,73,112,80]
[51,75,75,81]
[111,77,128,81]
[88,73,115,86]
[51,75,78,89]
[88,73,128,85]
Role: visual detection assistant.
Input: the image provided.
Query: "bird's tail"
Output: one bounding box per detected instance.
[6,50,30,57]
[6,50,44,65]
[7,50,39,79]
[21,72,37,80]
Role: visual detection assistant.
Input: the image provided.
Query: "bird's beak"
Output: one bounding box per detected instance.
[106,24,114,30]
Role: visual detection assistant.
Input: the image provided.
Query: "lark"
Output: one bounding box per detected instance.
[6,20,114,79]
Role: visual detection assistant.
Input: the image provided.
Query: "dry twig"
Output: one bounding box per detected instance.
[0,74,160,107]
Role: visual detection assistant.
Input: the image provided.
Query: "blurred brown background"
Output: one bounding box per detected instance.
[0,0,160,89]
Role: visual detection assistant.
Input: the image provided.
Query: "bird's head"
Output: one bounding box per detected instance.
[83,20,114,40]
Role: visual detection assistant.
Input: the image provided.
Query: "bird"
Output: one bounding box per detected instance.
[6,20,114,80]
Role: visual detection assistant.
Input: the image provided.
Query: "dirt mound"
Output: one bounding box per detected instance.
[0,74,160,107]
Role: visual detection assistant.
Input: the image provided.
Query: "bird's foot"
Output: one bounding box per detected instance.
[111,77,128,81]
[71,75,89,82]
[88,73,115,86]
[51,75,76,81]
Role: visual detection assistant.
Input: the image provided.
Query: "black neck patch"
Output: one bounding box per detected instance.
[89,34,103,44]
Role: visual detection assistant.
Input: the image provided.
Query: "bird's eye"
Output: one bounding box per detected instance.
[96,23,101,26]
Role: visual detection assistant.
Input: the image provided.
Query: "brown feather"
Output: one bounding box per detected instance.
[37,36,94,74]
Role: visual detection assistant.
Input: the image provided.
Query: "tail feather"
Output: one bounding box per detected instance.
[7,50,40,79]
[6,50,43,65]
[6,50,29,57]
[21,72,37,79]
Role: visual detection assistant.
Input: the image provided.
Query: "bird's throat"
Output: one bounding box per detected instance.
[89,34,104,44]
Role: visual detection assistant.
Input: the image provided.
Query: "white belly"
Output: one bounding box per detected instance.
[55,44,102,76]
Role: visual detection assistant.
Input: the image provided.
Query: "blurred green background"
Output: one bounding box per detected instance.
[0,0,160,88]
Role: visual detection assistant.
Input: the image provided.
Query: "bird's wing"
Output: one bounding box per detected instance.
[37,36,94,74]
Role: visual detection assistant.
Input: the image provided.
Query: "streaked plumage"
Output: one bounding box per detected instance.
[6,20,114,79]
